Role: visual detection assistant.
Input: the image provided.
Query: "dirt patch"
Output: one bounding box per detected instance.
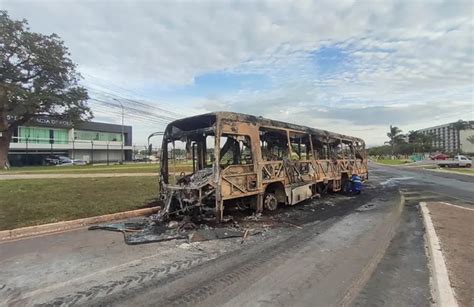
[428,202,474,307]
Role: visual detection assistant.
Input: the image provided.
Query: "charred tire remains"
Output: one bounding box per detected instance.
[264,193,278,211]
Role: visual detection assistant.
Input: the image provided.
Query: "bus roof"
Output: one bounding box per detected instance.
[167,111,365,144]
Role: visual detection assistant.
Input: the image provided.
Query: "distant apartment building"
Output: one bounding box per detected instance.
[8,116,133,166]
[417,121,474,154]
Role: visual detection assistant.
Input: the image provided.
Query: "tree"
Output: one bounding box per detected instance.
[408,130,422,153]
[450,120,470,154]
[0,11,92,168]
[385,125,404,156]
[408,130,422,143]
[420,132,440,152]
[367,145,391,156]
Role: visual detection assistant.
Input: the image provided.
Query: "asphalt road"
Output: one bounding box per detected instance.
[1,163,473,307]
[369,163,474,206]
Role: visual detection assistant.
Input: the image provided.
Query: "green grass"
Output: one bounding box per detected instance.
[0,163,193,174]
[375,159,412,165]
[0,176,160,230]
[435,168,474,175]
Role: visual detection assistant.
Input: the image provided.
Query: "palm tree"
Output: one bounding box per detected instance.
[408,130,422,153]
[408,130,422,143]
[420,132,440,152]
[450,120,470,153]
[386,125,404,156]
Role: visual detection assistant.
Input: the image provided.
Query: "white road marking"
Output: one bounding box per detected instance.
[380,177,414,186]
[436,202,474,211]
[420,202,458,307]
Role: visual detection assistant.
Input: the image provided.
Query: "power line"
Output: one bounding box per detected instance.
[90,103,173,126]
[89,98,176,120]
[82,77,188,118]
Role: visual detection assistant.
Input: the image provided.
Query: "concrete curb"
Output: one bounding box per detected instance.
[0,206,160,242]
[420,202,458,307]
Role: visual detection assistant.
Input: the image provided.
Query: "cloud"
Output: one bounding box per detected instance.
[2,0,473,145]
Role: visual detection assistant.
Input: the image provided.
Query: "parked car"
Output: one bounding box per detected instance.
[43,155,66,165]
[57,158,87,166]
[430,153,449,160]
[44,155,87,166]
[72,159,87,166]
[437,155,472,168]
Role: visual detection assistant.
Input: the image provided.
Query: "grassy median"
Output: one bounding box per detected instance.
[434,168,474,175]
[374,159,412,165]
[0,176,159,230]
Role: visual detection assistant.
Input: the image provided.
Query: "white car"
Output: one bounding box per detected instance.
[56,157,87,166]
[437,155,472,168]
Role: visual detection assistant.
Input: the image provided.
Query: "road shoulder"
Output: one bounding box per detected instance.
[422,202,473,307]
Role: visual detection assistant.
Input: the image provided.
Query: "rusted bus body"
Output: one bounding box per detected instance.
[159,112,368,222]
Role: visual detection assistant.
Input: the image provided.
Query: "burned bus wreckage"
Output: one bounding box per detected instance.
[159,112,368,223]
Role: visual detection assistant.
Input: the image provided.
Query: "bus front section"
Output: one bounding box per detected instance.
[158,114,219,221]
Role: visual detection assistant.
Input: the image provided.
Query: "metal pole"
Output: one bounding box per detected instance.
[26,138,29,166]
[121,102,124,163]
[91,140,94,165]
[107,142,109,165]
[112,98,125,164]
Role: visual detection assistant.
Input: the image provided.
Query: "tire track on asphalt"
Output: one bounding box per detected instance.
[94,188,401,306]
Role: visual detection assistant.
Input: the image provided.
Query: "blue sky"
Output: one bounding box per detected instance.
[4,0,473,146]
[141,71,271,102]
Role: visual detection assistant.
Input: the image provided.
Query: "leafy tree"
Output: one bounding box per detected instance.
[450,120,470,154]
[367,145,391,157]
[0,11,92,168]
[407,130,440,153]
[420,132,440,152]
[385,125,405,156]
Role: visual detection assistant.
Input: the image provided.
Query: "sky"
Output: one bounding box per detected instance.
[2,0,473,147]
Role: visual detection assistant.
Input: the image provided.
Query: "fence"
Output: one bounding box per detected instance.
[9,136,130,166]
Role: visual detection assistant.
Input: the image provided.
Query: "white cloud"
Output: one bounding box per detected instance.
[2,0,473,145]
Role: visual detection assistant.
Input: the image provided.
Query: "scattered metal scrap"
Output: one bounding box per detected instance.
[89,217,257,245]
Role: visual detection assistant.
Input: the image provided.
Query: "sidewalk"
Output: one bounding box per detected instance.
[426,202,474,307]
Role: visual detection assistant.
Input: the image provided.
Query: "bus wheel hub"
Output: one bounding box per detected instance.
[264,193,278,211]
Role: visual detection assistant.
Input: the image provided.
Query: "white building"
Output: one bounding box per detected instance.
[8,116,133,166]
[417,121,474,154]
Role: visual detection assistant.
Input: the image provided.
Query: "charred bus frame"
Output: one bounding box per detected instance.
[159,112,368,222]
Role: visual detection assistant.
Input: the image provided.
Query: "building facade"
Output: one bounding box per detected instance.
[8,116,133,166]
[417,121,474,154]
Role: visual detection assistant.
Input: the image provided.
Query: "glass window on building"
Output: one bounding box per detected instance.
[74,130,122,142]
[18,127,69,144]
[19,127,49,144]
[53,129,69,144]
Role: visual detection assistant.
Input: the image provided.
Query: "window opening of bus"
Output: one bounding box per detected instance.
[219,134,252,168]
[260,128,289,161]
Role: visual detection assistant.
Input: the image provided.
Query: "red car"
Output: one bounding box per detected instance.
[430,154,449,160]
